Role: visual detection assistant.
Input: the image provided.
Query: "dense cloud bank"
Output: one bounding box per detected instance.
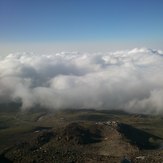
[0,48,163,114]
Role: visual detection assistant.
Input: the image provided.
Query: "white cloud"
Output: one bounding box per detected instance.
[0,48,163,114]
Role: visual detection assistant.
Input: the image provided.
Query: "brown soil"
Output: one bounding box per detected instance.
[1,121,162,163]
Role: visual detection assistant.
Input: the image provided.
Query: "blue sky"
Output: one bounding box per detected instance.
[0,0,163,53]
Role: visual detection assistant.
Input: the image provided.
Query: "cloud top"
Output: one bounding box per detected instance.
[0,48,163,114]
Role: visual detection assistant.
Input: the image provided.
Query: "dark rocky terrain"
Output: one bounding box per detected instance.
[0,108,163,162]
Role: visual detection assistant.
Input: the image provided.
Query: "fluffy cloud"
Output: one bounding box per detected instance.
[0,48,163,114]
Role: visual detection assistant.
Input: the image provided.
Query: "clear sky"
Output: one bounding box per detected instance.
[0,0,163,54]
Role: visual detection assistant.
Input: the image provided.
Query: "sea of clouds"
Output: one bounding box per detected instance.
[0,48,163,114]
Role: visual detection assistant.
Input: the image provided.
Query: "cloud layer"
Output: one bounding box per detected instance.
[0,48,163,114]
